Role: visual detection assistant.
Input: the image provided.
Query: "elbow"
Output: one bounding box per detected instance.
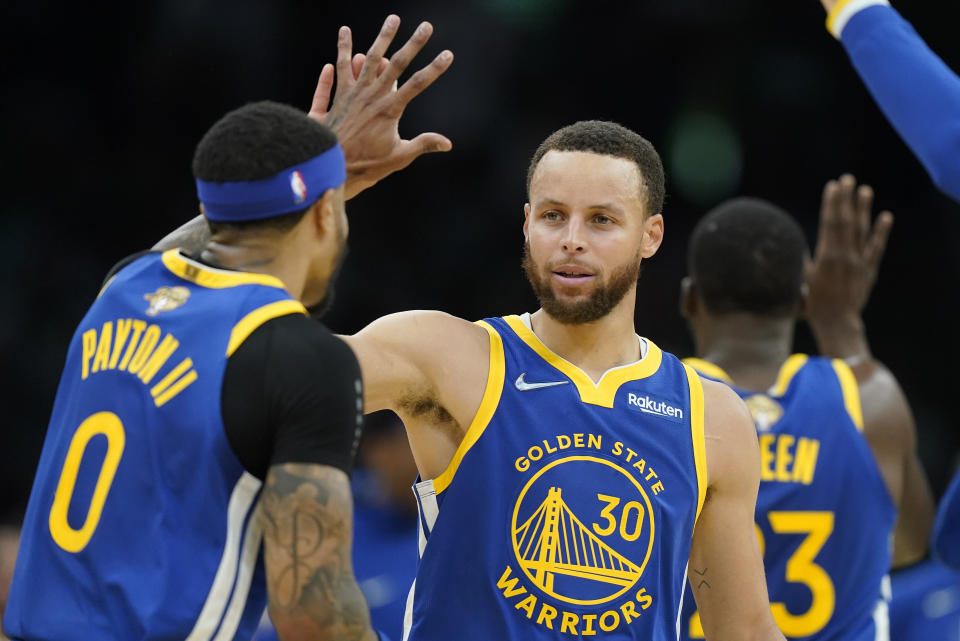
[923,134,960,201]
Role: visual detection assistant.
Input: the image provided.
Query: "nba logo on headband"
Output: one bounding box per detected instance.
[290,170,307,204]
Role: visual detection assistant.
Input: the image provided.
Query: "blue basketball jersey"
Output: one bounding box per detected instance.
[4,250,308,641]
[404,314,707,641]
[679,355,896,641]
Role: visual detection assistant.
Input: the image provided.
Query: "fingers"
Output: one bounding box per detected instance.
[382,21,434,87]
[351,53,391,81]
[854,182,873,250]
[816,178,841,257]
[396,49,454,106]
[357,15,401,83]
[309,64,335,119]
[864,211,894,273]
[336,26,355,90]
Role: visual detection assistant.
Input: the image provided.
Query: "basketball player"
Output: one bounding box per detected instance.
[2,17,452,641]
[816,0,960,201]
[676,176,934,640]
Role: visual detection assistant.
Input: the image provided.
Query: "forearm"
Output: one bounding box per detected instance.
[830,2,960,200]
[152,215,211,254]
[262,463,376,641]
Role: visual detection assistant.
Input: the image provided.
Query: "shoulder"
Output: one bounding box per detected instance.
[346,310,489,359]
[700,377,760,489]
[101,249,159,288]
[231,313,359,377]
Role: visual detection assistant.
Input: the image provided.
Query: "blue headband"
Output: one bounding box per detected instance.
[197,144,346,222]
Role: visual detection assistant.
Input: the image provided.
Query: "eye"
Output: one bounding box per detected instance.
[543,210,563,222]
[592,213,613,225]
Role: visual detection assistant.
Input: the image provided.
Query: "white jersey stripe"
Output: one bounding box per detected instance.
[872,574,891,641]
[185,472,262,641]
[213,500,265,641]
[675,562,688,641]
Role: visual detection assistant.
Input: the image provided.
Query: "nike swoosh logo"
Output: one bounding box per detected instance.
[515,373,569,391]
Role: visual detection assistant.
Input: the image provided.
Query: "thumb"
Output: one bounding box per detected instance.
[407,132,453,156]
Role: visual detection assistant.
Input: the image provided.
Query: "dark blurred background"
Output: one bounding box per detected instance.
[2,0,958,521]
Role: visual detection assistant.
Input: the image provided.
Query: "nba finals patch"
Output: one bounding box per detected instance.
[498,433,666,635]
[744,394,784,432]
[144,286,191,316]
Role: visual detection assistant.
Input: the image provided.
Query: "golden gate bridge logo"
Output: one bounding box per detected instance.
[510,456,655,606]
[515,486,642,590]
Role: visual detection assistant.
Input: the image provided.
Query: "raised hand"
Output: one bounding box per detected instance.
[804,174,893,359]
[310,15,454,199]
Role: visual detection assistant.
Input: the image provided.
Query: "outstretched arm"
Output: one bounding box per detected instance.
[819,0,960,201]
[154,14,454,254]
[689,381,785,641]
[804,173,935,566]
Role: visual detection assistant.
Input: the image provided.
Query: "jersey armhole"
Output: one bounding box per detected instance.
[430,320,505,495]
[226,300,308,357]
[830,358,864,431]
[682,363,708,525]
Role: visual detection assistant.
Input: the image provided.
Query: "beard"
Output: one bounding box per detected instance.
[307,236,349,319]
[522,241,643,324]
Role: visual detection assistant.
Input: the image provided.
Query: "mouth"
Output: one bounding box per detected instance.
[551,265,596,287]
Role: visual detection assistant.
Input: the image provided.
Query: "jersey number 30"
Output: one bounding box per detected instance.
[689,511,835,638]
[48,412,126,553]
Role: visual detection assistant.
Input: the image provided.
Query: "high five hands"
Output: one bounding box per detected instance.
[310,15,454,199]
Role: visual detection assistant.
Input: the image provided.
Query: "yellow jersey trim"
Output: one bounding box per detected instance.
[226,300,308,357]
[831,359,864,431]
[432,321,505,495]
[681,357,733,384]
[682,364,708,524]
[769,354,809,397]
[826,0,858,34]
[502,315,663,408]
[162,249,288,290]
[97,275,117,299]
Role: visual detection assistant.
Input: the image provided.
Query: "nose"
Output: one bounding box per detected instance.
[561,218,585,254]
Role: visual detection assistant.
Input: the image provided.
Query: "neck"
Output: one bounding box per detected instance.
[199,233,308,299]
[693,313,795,390]
[530,286,640,382]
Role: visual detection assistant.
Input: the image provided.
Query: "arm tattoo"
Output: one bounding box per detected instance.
[152,215,211,254]
[693,566,711,590]
[262,463,374,641]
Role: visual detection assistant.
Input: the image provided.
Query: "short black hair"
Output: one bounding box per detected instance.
[527,120,665,217]
[192,100,339,233]
[688,197,808,316]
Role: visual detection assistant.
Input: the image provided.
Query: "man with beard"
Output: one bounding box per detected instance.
[3,16,453,641]
[336,120,784,641]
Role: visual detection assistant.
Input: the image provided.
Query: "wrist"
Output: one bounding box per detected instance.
[809,315,871,359]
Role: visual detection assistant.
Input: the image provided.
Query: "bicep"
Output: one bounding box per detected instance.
[690,382,781,640]
[341,310,484,414]
[260,462,372,641]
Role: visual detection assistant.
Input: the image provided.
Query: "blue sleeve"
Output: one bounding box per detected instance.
[839,5,960,201]
[932,469,960,571]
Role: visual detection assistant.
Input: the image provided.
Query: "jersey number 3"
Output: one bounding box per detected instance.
[689,511,836,638]
[48,412,126,553]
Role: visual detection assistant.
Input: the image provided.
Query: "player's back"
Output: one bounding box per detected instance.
[4,250,303,641]
[680,355,895,641]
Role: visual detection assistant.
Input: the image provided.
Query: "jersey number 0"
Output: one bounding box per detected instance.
[48,412,126,553]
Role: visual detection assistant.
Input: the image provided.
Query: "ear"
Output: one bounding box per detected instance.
[310,189,337,237]
[523,203,531,242]
[679,276,697,320]
[640,213,664,258]
[798,254,813,320]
